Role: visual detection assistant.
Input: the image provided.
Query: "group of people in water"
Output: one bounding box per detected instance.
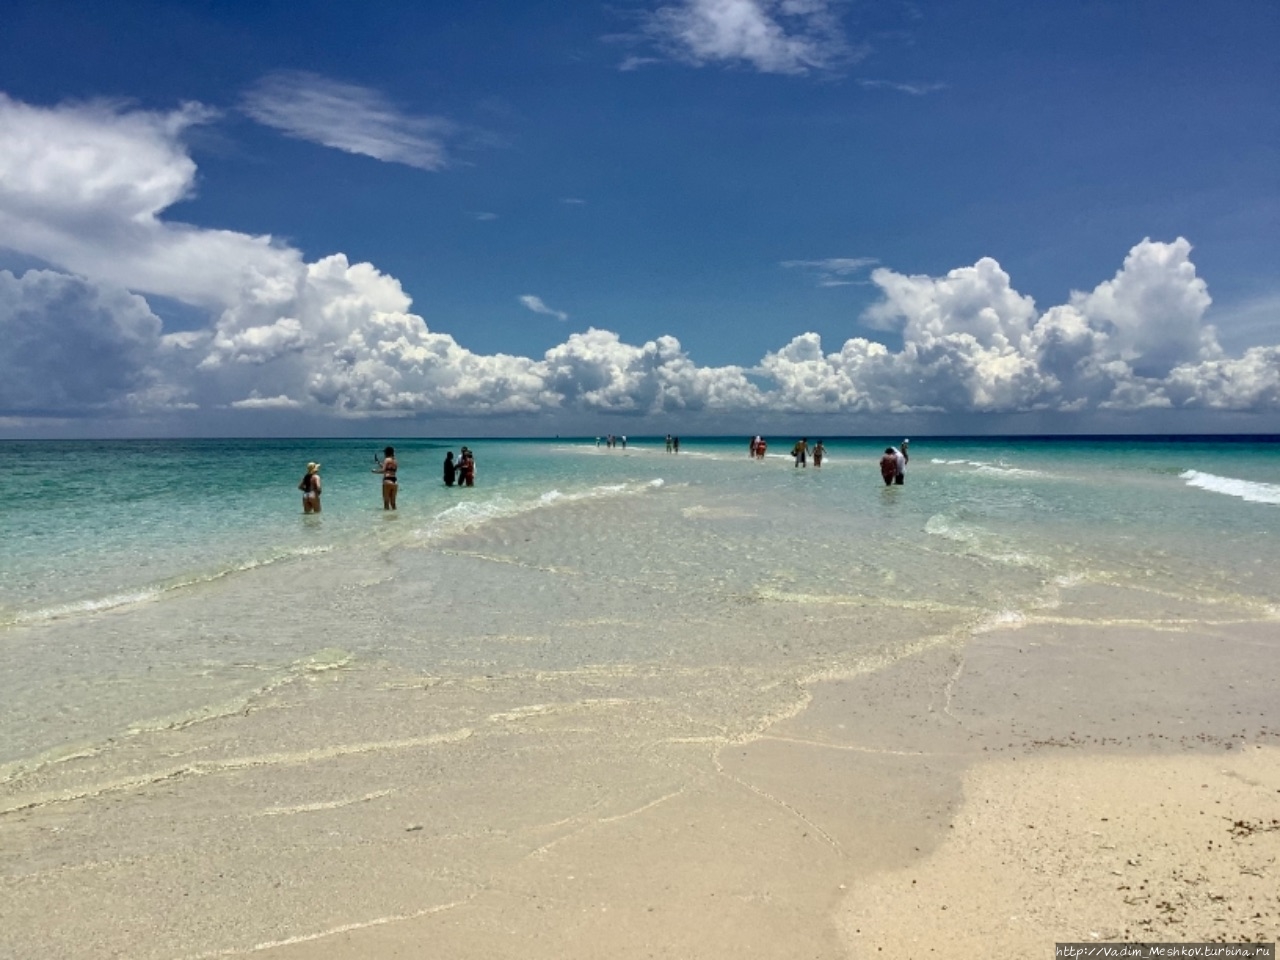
[442,447,476,488]
[777,437,827,468]
[879,440,909,485]
[299,437,912,513]
[754,435,909,483]
[297,444,478,513]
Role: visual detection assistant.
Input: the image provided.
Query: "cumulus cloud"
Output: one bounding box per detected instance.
[0,269,162,413]
[1,94,1277,428]
[633,0,853,74]
[242,71,457,170]
[542,328,762,413]
[519,295,569,322]
[780,237,1246,416]
[0,93,302,309]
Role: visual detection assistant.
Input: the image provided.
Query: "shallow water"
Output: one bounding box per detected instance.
[4,435,1280,958]
[2,435,1278,775]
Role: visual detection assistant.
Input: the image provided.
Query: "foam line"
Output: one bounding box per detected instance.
[0,729,472,817]
[2,546,334,628]
[1181,470,1280,505]
[180,896,476,959]
[252,789,394,817]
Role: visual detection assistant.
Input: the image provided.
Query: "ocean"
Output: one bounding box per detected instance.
[2,435,1279,957]
[2,434,1278,776]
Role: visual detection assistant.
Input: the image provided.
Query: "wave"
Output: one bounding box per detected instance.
[416,477,666,541]
[929,458,1045,478]
[0,648,357,787]
[923,514,1052,570]
[1180,470,1280,505]
[4,479,671,626]
[0,545,335,628]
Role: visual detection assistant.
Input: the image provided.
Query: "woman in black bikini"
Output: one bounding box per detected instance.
[373,446,398,510]
[299,462,322,514]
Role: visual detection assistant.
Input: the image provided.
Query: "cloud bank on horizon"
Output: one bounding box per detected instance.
[1,93,1278,429]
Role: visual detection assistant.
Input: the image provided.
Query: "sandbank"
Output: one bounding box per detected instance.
[2,569,1278,959]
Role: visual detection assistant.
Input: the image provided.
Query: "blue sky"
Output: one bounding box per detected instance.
[0,0,1277,437]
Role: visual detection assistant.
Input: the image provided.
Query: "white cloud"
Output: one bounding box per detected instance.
[1164,348,1280,411]
[1,94,1277,429]
[229,393,304,410]
[519,295,569,322]
[242,71,456,170]
[619,55,662,72]
[542,328,763,413]
[857,79,947,96]
[635,0,852,74]
[753,238,1258,417]
[0,93,303,310]
[1069,236,1215,378]
[782,256,878,286]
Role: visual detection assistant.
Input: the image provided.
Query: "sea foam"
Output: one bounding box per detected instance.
[1180,470,1280,505]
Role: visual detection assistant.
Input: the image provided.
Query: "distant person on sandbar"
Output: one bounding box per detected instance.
[901,439,910,464]
[673,436,680,453]
[880,447,899,486]
[373,446,398,510]
[298,461,322,514]
[458,447,476,487]
[666,434,673,453]
[443,451,457,487]
[756,437,766,459]
[792,438,809,468]
[813,440,826,468]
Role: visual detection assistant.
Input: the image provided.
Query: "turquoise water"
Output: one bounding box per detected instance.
[1,435,1278,772]
[3,436,1278,621]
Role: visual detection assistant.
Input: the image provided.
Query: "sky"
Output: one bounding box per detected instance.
[0,0,1277,438]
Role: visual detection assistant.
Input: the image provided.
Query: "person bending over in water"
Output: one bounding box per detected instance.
[879,448,899,486]
[373,446,398,509]
[299,462,322,513]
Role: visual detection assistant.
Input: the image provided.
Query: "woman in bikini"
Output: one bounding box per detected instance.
[373,446,398,510]
[299,462,322,513]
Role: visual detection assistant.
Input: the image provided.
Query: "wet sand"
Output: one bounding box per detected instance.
[3,580,1278,959]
